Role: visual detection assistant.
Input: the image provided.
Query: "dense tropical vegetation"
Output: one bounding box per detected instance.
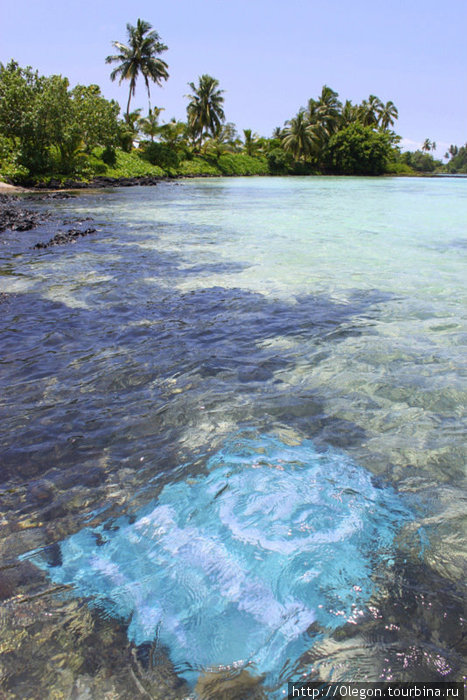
[0,19,465,185]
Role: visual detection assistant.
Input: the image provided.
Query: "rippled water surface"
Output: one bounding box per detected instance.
[1,177,466,698]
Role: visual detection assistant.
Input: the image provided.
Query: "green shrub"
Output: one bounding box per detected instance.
[177,157,220,176]
[384,161,414,175]
[326,123,393,175]
[104,149,165,178]
[141,142,180,169]
[101,145,117,167]
[267,148,294,174]
[217,153,268,175]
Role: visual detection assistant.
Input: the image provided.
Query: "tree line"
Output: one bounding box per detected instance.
[0,18,465,183]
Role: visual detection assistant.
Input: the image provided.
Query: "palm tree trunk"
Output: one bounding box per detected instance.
[126,78,136,122]
[146,83,152,114]
[126,90,132,122]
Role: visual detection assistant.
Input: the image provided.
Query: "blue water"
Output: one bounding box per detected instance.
[1,177,466,696]
[29,434,413,690]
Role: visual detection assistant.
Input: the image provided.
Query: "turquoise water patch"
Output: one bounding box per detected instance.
[27,434,412,687]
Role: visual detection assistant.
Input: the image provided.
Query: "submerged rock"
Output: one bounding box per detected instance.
[33,227,97,249]
[25,434,414,692]
[0,195,48,232]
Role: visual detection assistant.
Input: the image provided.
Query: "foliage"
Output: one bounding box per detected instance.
[71,84,119,152]
[157,119,189,151]
[186,75,225,148]
[266,147,295,174]
[0,61,119,177]
[176,156,220,176]
[243,129,261,156]
[2,56,452,183]
[326,122,393,175]
[400,150,440,173]
[445,144,467,173]
[139,107,164,141]
[101,145,117,167]
[106,19,168,119]
[117,109,142,151]
[102,148,165,178]
[282,111,318,162]
[217,153,268,175]
[384,160,414,175]
[140,141,180,169]
[0,134,29,182]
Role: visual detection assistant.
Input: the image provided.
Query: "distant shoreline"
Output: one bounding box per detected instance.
[2,171,465,194]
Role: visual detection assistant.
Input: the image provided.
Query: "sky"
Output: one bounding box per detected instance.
[1,0,466,157]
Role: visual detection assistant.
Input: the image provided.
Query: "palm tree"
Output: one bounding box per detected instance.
[315,85,342,134]
[158,118,188,149]
[341,99,359,126]
[106,19,169,121]
[422,138,432,153]
[359,95,382,127]
[378,101,398,130]
[139,106,164,141]
[117,108,142,150]
[186,75,225,149]
[243,129,260,156]
[431,141,437,153]
[282,110,318,161]
[306,97,320,124]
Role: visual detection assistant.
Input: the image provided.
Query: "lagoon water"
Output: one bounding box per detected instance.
[1,177,466,697]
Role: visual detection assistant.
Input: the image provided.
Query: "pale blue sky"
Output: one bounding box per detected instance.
[1,0,466,156]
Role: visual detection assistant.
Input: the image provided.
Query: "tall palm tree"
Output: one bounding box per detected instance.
[106,19,169,121]
[186,75,225,148]
[378,100,398,130]
[282,110,318,161]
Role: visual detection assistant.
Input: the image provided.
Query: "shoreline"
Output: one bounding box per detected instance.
[2,172,462,193]
[0,181,31,193]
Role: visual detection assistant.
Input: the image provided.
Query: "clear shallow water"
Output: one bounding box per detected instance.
[0,177,466,698]
[27,434,414,692]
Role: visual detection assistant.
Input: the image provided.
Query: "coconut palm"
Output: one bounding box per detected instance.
[282,111,318,161]
[359,95,382,127]
[203,123,240,157]
[378,100,398,130]
[315,85,342,134]
[243,129,260,156]
[139,106,164,141]
[106,19,169,121]
[306,97,320,124]
[422,138,432,153]
[186,75,225,148]
[158,119,188,149]
[341,99,359,126]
